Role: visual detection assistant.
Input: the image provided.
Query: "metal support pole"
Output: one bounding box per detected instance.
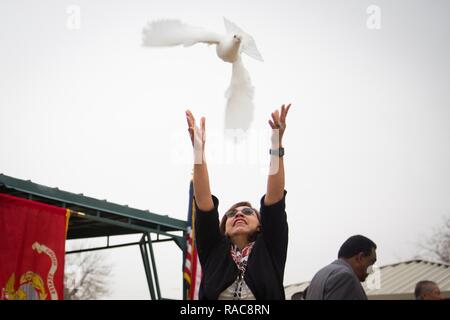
[139,234,156,300]
[146,233,161,300]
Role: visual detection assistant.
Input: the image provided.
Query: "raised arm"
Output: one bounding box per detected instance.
[264,103,291,206]
[186,110,214,211]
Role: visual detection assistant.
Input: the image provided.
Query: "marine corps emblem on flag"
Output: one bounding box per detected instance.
[3,242,59,300]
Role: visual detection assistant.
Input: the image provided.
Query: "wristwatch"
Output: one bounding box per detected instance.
[269,147,285,157]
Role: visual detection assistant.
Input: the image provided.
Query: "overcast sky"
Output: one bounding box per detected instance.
[1,0,449,299]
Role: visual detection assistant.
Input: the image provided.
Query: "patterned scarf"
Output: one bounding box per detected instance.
[230,242,255,272]
[229,242,255,300]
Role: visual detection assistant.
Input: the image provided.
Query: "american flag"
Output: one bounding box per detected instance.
[183,180,202,300]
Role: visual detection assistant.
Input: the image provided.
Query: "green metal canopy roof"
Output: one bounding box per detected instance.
[0,173,186,241]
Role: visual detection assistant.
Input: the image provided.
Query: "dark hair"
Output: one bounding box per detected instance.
[220,201,261,241]
[414,281,437,300]
[337,235,377,259]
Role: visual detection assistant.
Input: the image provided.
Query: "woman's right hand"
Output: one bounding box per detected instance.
[186,110,206,162]
[186,110,214,211]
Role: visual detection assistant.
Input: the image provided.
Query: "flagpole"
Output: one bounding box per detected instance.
[183,169,194,300]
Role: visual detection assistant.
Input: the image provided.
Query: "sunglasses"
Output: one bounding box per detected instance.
[225,207,256,218]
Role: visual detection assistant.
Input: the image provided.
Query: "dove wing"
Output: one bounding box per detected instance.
[224,57,255,133]
[223,17,264,62]
[142,20,223,47]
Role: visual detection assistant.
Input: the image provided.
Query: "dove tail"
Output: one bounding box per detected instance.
[224,58,255,134]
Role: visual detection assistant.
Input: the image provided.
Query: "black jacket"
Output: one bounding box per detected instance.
[195,191,288,300]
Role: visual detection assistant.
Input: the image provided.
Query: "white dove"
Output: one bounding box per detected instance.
[142,17,263,132]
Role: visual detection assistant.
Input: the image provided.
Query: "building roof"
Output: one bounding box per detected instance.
[285,259,450,300]
[364,260,450,299]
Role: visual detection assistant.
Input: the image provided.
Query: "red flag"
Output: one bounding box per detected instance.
[0,194,69,300]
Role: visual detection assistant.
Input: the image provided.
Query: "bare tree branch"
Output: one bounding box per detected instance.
[64,242,113,300]
[416,215,450,264]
